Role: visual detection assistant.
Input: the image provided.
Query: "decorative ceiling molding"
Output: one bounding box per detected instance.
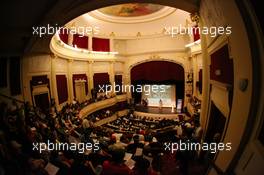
[88,6,177,24]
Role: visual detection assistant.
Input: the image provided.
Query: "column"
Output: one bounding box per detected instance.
[123,72,131,99]
[193,55,198,97]
[88,61,94,97]
[200,20,210,132]
[88,35,93,51]
[109,61,115,85]
[68,31,73,46]
[184,56,192,107]
[67,59,74,102]
[109,61,115,94]
[110,38,114,52]
[50,55,59,108]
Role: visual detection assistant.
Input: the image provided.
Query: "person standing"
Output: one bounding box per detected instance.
[158,99,163,111]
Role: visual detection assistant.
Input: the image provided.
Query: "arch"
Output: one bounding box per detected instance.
[130,60,185,105]
[130,60,184,83]
[128,58,186,73]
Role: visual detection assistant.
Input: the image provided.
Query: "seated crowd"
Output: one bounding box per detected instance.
[0,97,204,175]
[103,114,179,134]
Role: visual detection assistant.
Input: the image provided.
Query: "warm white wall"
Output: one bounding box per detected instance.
[72,60,89,74]
[22,54,52,105]
[54,58,68,73]
[114,62,124,74]
[114,39,127,55]
[124,35,188,55]
[199,0,254,173]
[93,62,110,73]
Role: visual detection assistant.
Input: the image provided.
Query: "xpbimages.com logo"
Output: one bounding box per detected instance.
[32,24,100,37]
[98,83,168,95]
[164,140,232,154]
[32,140,100,154]
[164,24,232,38]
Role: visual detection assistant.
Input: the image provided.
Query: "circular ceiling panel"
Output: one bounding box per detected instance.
[89,3,176,24]
[98,3,164,17]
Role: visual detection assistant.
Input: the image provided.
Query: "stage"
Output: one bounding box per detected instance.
[134,105,183,120]
[135,105,177,114]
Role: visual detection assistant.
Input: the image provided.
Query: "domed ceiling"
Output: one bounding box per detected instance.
[64,3,192,39]
[98,3,164,17]
[88,3,177,24]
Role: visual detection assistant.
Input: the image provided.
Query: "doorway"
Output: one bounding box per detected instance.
[34,93,50,112]
[205,102,226,143]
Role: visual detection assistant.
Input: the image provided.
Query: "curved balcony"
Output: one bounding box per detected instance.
[94,109,128,126]
[50,33,118,60]
[79,94,128,118]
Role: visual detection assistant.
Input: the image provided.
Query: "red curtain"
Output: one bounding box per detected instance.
[72,34,88,49]
[131,61,185,106]
[192,25,200,41]
[210,44,233,85]
[56,75,68,104]
[92,37,110,52]
[72,74,88,97]
[131,61,184,82]
[59,28,69,44]
[93,73,110,89]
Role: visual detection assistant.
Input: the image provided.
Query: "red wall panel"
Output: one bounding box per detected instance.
[56,75,68,104]
[59,28,69,44]
[192,25,200,41]
[93,73,110,89]
[210,44,233,85]
[92,37,110,52]
[72,34,88,49]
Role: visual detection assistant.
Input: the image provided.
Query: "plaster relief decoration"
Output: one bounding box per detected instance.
[90,3,176,24]
[199,0,226,43]
[98,3,164,17]
[149,54,161,59]
[200,0,226,28]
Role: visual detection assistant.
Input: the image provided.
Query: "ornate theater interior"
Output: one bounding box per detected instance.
[0,0,263,175]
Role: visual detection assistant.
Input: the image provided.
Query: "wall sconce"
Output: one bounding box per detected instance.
[215,69,221,76]
[190,12,199,24]
[239,78,248,91]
